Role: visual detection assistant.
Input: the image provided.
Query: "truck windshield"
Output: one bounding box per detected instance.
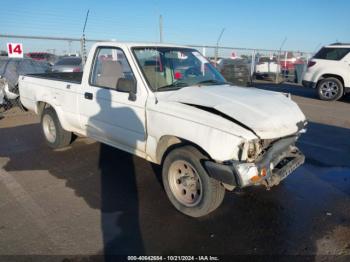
[133,47,227,91]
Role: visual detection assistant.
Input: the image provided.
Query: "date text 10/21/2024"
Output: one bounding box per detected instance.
[127,256,220,261]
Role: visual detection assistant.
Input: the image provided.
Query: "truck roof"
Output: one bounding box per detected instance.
[93,41,193,49]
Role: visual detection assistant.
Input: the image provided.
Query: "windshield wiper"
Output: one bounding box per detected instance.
[157,81,189,91]
[156,79,229,92]
[195,79,228,86]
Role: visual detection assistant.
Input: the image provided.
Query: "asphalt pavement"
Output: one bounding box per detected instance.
[0,83,349,260]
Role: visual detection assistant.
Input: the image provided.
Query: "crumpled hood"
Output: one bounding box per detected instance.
[159,85,306,139]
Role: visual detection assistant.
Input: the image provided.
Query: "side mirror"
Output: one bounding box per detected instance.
[116,78,137,101]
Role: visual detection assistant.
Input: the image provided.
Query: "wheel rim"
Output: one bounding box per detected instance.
[42,114,56,143]
[168,160,203,207]
[320,80,339,99]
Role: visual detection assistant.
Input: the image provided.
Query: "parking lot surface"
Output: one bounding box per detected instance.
[0,84,349,259]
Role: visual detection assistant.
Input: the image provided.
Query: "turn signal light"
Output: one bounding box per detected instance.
[250,167,267,183]
[250,175,261,183]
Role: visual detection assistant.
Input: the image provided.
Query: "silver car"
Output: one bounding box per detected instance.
[51,57,82,73]
[0,57,50,111]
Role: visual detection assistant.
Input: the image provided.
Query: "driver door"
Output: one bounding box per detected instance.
[79,46,147,154]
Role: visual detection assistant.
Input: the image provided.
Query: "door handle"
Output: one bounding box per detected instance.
[84,92,93,100]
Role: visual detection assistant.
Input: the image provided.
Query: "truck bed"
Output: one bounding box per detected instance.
[27,72,83,84]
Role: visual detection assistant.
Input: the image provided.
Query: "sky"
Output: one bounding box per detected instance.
[0,0,349,54]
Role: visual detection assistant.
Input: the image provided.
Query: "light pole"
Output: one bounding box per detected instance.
[81,10,90,65]
[159,15,163,43]
[215,28,225,66]
[68,40,72,55]
[276,37,287,83]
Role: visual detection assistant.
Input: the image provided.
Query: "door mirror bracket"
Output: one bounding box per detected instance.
[116,78,137,101]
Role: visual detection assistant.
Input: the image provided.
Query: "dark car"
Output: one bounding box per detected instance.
[51,57,83,73]
[217,58,251,86]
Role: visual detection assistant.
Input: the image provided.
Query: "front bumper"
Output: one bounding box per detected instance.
[204,136,305,189]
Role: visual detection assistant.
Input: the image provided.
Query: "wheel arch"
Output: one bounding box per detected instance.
[36,101,50,116]
[317,74,345,88]
[36,101,69,131]
[156,135,211,165]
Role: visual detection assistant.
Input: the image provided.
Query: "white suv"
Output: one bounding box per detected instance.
[303,43,350,101]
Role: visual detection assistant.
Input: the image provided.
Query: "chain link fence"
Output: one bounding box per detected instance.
[190,45,313,85]
[0,34,313,86]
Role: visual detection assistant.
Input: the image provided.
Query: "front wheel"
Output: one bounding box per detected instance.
[317,77,344,101]
[162,146,225,217]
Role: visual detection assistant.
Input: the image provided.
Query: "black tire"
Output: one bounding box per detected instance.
[162,145,225,217]
[41,107,72,149]
[15,97,28,111]
[7,97,27,111]
[317,77,344,101]
[253,73,262,80]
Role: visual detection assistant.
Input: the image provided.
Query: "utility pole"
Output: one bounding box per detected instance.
[81,10,90,65]
[68,40,72,55]
[159,15,163,43]
[214,28,225,66]
[276,37,287,83]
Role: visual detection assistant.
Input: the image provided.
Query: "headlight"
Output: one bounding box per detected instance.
[235,162,269,187]
[235,163,259,186]
[247,142,257,159]
[246,140,262,162]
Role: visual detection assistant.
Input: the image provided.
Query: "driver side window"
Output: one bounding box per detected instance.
[90,47,135,90]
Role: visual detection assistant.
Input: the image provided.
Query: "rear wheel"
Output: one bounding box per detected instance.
[317,77,344,101]
[162,145,225,217]
[41,107,72,149]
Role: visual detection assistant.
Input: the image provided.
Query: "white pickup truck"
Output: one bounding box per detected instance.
[19,42,307,217]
